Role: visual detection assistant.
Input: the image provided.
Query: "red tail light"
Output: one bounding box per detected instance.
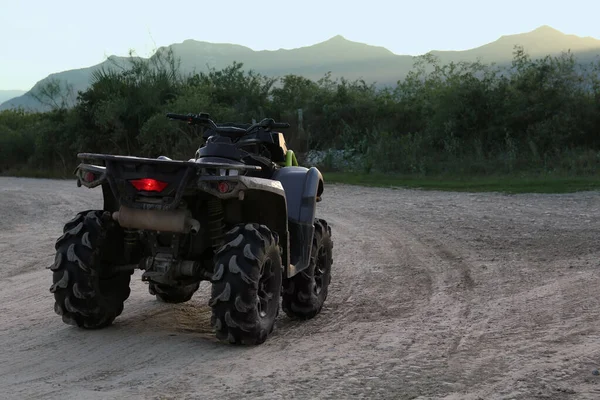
[84,172,96,182]
[217,182,231,193]
[130,178,168,192]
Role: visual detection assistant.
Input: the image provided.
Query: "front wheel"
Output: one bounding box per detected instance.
[282,218,333,320]
[209,223,282,345]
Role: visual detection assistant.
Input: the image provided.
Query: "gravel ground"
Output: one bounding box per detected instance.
[0,177,599,399]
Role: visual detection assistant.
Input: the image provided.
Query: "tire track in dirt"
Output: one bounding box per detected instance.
[357,211,480,393]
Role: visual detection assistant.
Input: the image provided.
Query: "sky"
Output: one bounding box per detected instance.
[1,0,599,91]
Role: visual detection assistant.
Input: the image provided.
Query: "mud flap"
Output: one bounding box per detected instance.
[272,166,323,277]
[287,220,314,277]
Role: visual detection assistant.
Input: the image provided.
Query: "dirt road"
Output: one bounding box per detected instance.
[0,177,599,399]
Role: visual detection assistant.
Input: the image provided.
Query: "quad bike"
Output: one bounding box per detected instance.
[48,112,333,345]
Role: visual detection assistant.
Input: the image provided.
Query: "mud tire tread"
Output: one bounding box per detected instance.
[282,218,333,320]
[51,210,132,329]
[210,223,282,345]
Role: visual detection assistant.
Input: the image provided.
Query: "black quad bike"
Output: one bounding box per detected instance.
[48,112,333,345]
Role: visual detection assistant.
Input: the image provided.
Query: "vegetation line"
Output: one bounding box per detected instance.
[1,45,600,192]
[323,173,600,194]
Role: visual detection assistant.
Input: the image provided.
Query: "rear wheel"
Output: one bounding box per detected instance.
[49,210,132,329]
[282,218,333,320]
[209,223,282,345]
[149,282,200,304]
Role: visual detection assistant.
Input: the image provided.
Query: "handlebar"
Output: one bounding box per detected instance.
[166,113,289,134]
[166,113,219,130]
[246,118,291,132]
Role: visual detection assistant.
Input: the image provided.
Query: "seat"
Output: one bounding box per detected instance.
[270,132,288,163]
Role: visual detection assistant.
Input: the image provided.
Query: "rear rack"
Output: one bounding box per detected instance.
[77,153,263,211]
[77,153,262,172]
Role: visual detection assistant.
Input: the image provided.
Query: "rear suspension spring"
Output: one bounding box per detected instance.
[123,228,138,262]
[207,198,225,250]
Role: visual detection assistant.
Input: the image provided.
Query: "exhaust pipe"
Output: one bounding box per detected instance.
[112,206,200,234]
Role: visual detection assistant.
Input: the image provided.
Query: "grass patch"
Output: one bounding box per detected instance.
[323,172,600,194]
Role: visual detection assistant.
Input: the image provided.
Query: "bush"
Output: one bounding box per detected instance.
[2,45,600,177]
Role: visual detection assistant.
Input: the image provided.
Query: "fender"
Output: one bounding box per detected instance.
[272,166,324,277]
[234,176,291,277]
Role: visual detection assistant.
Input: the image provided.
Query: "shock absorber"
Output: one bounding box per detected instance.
[123,228,138,262]
[206,197,225,250]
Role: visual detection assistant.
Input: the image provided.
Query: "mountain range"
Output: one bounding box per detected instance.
[2,25,600,112]
[0,90,27,105]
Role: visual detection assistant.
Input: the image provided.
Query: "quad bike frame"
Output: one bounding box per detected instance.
[50,113,333,345]
[75,152,324,279]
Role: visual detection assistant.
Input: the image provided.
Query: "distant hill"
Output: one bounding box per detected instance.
[0,90,27,105]
[2,25,600,112]
[0,56,133,112]
[431,25,600,63]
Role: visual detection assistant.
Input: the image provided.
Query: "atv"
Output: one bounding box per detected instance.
[48,112,333,345]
